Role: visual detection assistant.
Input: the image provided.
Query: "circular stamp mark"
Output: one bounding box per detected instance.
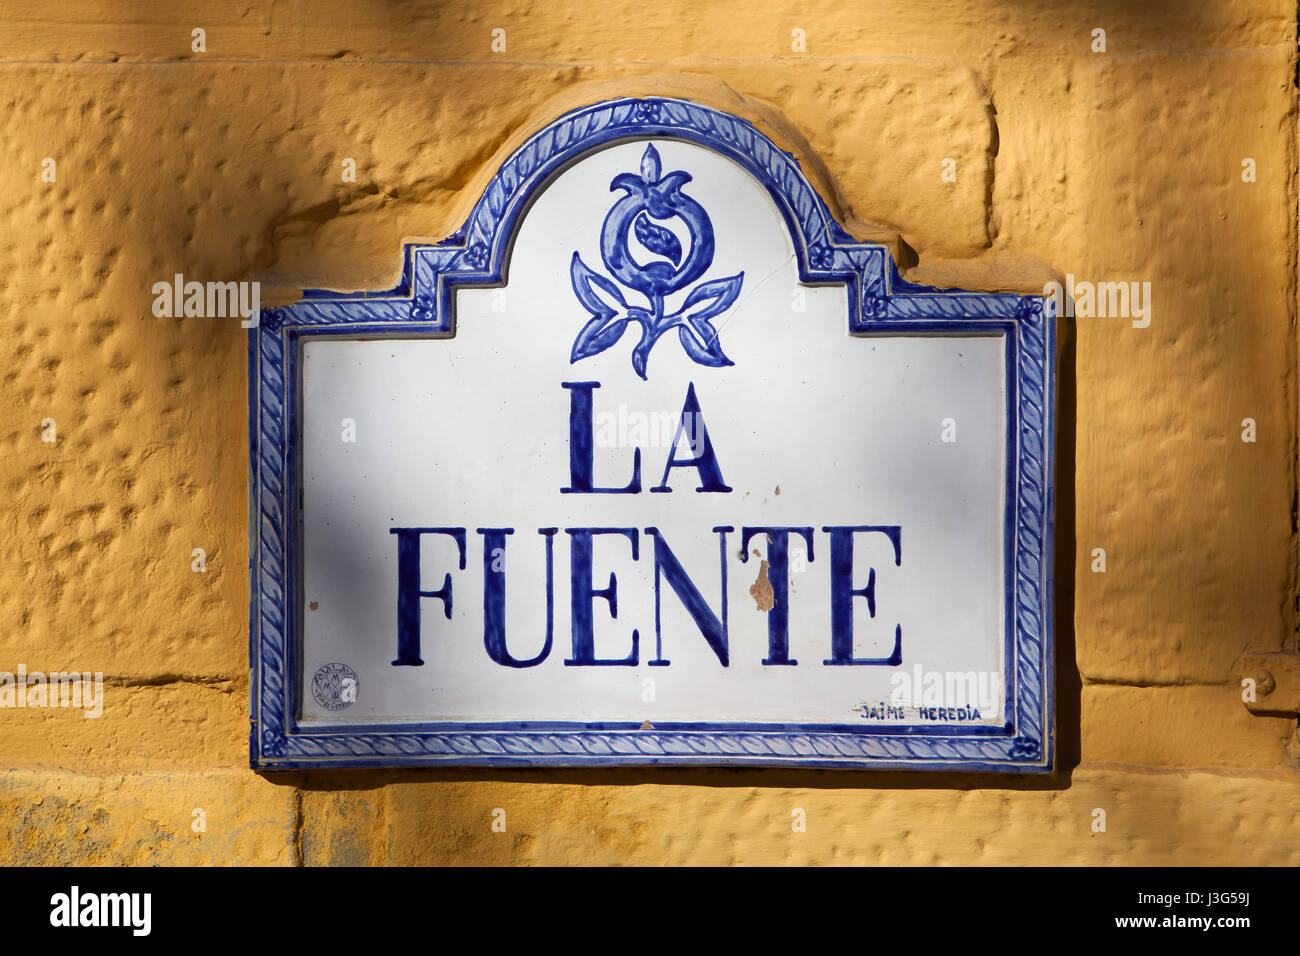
[311,662,358,711]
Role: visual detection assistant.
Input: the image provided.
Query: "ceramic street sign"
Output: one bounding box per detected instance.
[249,97,1056,771]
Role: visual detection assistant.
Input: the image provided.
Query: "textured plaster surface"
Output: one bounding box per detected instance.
[0,0,1297,864]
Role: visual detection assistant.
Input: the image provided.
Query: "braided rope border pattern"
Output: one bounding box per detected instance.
[251,97,1054,770]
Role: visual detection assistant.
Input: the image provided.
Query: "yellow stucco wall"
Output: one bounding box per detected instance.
[1,1,1298,865]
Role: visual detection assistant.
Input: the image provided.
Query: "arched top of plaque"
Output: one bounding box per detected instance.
[263,96,1048,333]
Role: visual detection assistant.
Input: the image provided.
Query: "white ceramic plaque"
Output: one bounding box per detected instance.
[249,97,1055,770]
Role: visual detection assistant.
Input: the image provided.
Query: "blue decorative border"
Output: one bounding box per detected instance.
[248,96,1056,772]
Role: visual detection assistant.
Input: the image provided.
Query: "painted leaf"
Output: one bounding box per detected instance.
[679,271,744,322]
[571,316,630,363]
[570,252,628,320]
[634,212,683,265]
[678,319,734,369]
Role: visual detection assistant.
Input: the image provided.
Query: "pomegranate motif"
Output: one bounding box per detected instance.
[570,144,744,380]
